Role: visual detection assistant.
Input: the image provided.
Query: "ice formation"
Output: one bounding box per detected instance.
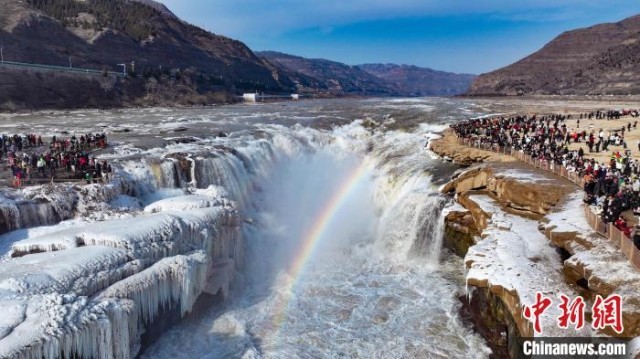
[143,195,218,213]
[0,102,476,358]
[0,152,244,358]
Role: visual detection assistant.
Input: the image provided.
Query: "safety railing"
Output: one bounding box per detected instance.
[0,60,125,77]
[456,136,640,270]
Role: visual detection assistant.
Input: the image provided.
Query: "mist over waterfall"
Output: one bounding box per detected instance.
[0,98,492,358]
[139,101,490,358]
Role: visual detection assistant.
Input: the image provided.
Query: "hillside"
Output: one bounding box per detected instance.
[358,63,475,96]
[258,51,399,96]
[468,14,640,96]
[0,0,296,110]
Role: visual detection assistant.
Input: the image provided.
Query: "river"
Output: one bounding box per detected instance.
[0,97,495,358]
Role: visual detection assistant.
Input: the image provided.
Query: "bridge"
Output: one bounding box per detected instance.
[242,93,300,102]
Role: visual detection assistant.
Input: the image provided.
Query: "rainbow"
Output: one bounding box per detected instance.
[271,159,372,331]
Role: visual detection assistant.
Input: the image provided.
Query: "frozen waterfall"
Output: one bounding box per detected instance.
[0,100,486,358]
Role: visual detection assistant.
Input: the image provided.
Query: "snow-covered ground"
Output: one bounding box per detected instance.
[465,194,592,337]
[493,168,555,183]
[544,192,640,324]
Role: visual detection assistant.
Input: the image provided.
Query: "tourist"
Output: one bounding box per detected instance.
[36,156,46,177]
[450,110,640,234]
[0,132,111,186]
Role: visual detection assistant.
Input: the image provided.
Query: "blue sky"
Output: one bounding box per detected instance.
[158,1,640,74]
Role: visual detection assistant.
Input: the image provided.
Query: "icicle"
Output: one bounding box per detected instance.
[0,146,258,359]
[95,251,211,328]
[0,201,20,233]
[187,156,197,188]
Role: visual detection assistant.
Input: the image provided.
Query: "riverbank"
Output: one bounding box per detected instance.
[431,128,640,356]
[429,129,516,165]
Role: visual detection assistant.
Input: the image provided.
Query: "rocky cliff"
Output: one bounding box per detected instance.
[358,63,475,96]
[467,14,640,96]
[428,129,516,166]
[436,158,640,356]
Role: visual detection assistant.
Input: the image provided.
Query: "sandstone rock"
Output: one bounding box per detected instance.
[443,210,479,257]
[430,129,515,166]
[442,167,491,194]
[442,164,567,217]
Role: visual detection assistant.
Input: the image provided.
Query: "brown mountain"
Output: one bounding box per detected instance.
[258,51,399,96]
[0,0,296,110]
[468,14,640,96]
[358,63,475,96]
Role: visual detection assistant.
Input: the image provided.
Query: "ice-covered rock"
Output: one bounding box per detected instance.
[0,294,134,359]
[465,194,591,337]
[0,246,143,359]
[1,203,243,358]
[11,206,240,261]
[0,246,131,297]
[143,195,217,213]
[542,191,640,336]
[96,251,209,324]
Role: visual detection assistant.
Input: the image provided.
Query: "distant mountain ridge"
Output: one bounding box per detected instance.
[358,63,476,96]
[467,14,640,96]
[0,0,291,89]
[257,51,398,96]
[258,51,475,97]
[129,0,178,19]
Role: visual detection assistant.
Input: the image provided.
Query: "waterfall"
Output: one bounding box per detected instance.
[16,201,60,228]
[192,141,281,208]
[137,118,487,358]
[194,154,249,198]
[0,202,19,233]
[148,158,191,189]
[0,194,75,235]
[409,194,447,263]
[0,102,481,359]
[374,174,447,264]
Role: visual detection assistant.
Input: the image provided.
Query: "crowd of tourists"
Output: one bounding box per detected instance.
[450,111,640,245]
[2,133,111,187]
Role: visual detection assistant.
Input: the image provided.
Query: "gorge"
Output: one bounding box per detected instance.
[1,97,638,358]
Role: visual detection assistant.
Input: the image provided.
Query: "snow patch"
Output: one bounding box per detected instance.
[465,194,591,337]
[144,195,217,213]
